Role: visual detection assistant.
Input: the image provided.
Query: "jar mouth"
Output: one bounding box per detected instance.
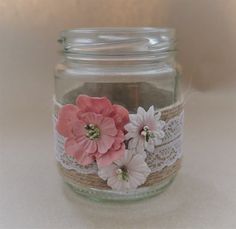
[60,27,175,35]
[58,27,176,59]
[58,27,176,61]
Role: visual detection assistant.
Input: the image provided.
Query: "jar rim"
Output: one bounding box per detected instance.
[60,27,175,35]
[58,27,176,60]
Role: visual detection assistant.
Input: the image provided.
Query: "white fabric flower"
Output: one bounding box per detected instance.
[124,106,165,154]
[98,150,151,191]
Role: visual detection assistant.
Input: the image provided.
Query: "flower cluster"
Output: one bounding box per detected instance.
[56,95,165,191]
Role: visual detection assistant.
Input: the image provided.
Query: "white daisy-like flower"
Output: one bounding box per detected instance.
[98,150,151,191]
[124,106,165,154]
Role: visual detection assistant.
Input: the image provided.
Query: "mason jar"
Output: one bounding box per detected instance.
[54,27,184,201]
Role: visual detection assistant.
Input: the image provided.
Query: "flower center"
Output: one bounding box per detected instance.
[116,166,129,181]
[85,124,100,140]
[140,125,155,142]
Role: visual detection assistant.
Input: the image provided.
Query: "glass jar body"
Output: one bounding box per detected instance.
[54,28,184,201]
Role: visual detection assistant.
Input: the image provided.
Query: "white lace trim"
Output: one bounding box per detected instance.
[53,111,184,174]
[162,111,184,144]
[146,136,183,173]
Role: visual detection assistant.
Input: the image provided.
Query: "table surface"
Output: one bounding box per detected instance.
[1,88,236,229]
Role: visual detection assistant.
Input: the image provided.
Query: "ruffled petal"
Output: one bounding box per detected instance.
[74,151,95,166]
[96,144,125,167]
[56,104,79,137]
[136,137,145,154]
[107,176,123,191]
[137,106,146,118]
[114,150,133,167]
[79,112,103,126]
[76,136,97,154]
[71,120,86,138]
[64,138,81,157]
[98,164,117,180]
[124,123,139,133]
[65,138,95,165]
[112,130,124,150]
[100,116,117,136]
[97,135,115,154]
[76,95,113,116]
[112,104,129,129]
[128,171,149,188]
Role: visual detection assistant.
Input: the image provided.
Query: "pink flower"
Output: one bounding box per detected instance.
[98,150,151,191]
[56,95,129,166]
[125,106,165,154]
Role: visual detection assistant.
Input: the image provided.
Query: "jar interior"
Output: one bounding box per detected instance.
[55,73,180,112]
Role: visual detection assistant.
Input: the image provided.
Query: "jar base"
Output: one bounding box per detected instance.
[64,173,177,202]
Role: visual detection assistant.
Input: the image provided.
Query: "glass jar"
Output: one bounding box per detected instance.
[54,27,184,201]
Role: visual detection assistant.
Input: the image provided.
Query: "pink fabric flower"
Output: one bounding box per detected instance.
[124,106,165,154]
[98,150,151,191]
[56,95,129,166]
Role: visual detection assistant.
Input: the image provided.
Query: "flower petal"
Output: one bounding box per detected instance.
[100,116,117,136]
[128,171,149,188]
[97,135,115,154]
[107,176,123,191]
[64,138,80,157]
[98,164,117,180]
[76,136,97,154]
[112,104,129,129]
[96,144,125,167]
[79,112,103,126]
[74,151,95,166]
[112,130,124,150]
[71,120,86,138]
[114,150,133,167]
[65,138,95,165]
[56,104,79,137]
[137,106,146,117]
[136,137,145,154]
[76,95,113,116]
[124,123,139,133]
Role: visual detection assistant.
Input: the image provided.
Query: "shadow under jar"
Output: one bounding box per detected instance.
[54,27,184,201]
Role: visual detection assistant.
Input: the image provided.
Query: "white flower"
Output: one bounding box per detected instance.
[98,150,151,191]
[124,106,165,154]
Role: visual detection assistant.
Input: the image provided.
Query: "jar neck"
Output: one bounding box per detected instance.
[59,27,176,68]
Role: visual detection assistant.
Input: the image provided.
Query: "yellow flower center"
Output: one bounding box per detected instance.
[141,125,155,142]
[85,124,100,140]
[116,166,129,181]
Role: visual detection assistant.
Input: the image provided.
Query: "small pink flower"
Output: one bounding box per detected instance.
[98,150,151,191]
[124,106,165,154]
[56,95,129,166]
